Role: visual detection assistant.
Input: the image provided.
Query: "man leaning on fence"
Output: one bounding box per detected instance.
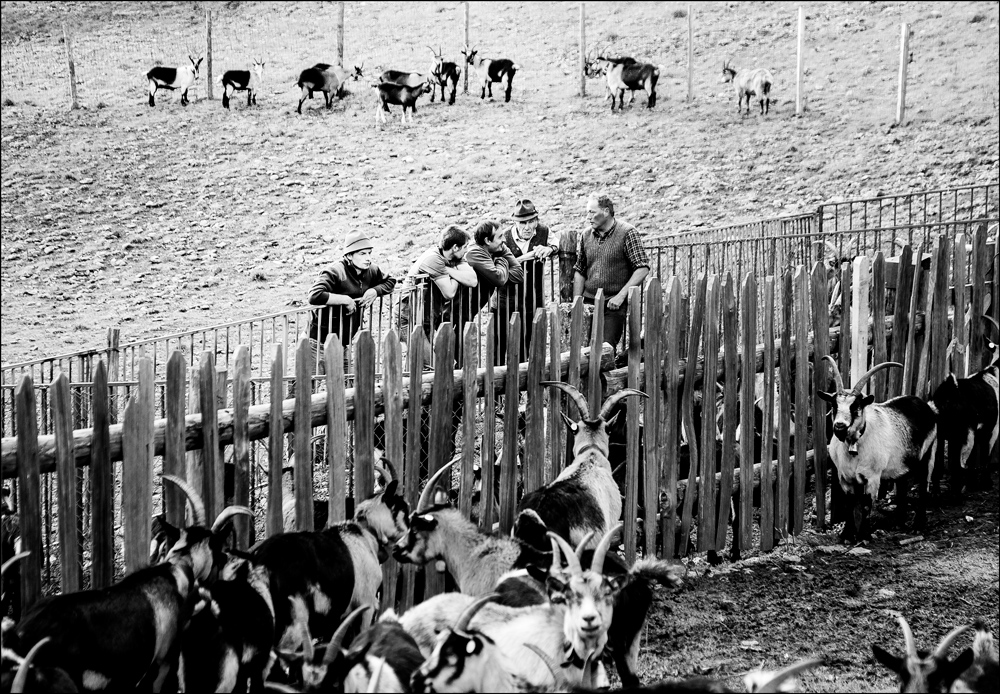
[307,231,396,372]
[500,198,560,362]
[464,219,525,365]
[573,192,650,352]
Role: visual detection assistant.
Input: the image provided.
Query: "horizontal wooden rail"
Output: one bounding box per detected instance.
[1,344,615,478]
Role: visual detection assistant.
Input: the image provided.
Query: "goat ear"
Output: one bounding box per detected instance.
[871,645,903,673]
[604,410,621,429]
[545,574,569,603]
[858,394,876,409]
[942,648,975,683]
[817,391,837,405]
[383,480,399,500]
[605,573,631,595]
[525,563,548,584]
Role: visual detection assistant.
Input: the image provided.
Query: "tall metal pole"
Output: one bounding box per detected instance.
[796,6,805,116]
[687,5,693,101]
[62,24,78,109]
[336,2,345,68]
[896,23,910,125]
[205,10,213,101]
[579,4,586,97]
[463,2,470,94]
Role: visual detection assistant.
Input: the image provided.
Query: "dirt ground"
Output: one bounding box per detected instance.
[1,2,998,691]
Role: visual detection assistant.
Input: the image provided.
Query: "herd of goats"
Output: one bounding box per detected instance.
[0,329,998,692]
[142,44,775,120]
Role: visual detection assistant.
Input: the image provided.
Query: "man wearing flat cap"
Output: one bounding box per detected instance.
[307,230,396,369]
[496,198,560,363]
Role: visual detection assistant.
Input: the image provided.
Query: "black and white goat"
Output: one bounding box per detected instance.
[221,58,264,110]
[1,637,78,693]
[178,558,275,693]
[517,382,646,550]
[297,604,423,693]
[9,476,249,691]
[372,79,431,127]
[818,357,938,541]
[721,61,774,116]
[146,55,203,107]
[929,317,1000,495]
[408,591,599,693]
[247,479,409,675]
[428,46,461,105]
[872,616,998,693]
[597,55,662,111]
[296,63,363,114]
[461,46,519,102]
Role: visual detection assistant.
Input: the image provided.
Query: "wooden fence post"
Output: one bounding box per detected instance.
[500,314,521,535]
[231,346,251,547]
[715,276,737,554]
[205,10,213,101]
[809,263,829,530]
[426,324,456,597]
[122,358,153,575]
[547,307,564,482]
[400,327,425,610]
[660,278,682,560]
[52,373,80,592]
[623,287,642,563]
[354,331,376,511]
[460,324,478,517]
[896,23,909,125]
[738,275,757,549]
[697,276,719,553]
[199,352,221,522]
[588,290,605,415]
[267,344,284,538]
[759,278,776,552]
[524,309,547,495]
[325,336,348,525]
[62,24,78,110]
[678,275,706,555]
[793,267,811,536]
[336,1,345,68]
[795,6,805,116]
[642,280,662,558]
[687,5,693,101]
[953,235,968,377]
[579,3,586,97]
[294,338,315,532]
[481,316,497,531]
[16,375,42,613]
[381,330,403,613]
[165,352,186,527]
[90,361,114,589]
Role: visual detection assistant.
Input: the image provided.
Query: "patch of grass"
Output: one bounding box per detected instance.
[604,31,619,43]
[673,9,687,19]
[252,270,267,282]
[970,13,986,23]
[96,101,107,109]
[2,97,14,107]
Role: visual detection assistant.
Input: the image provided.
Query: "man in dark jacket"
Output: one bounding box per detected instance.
[464,219,525,365]
[500,198,560,361]
[307,230,396,371]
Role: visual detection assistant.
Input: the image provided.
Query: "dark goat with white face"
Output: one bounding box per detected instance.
[221,58,264,110]
[461,45,519,102]
[818,357,938,541]
[146,55,203,107]
[428,46,461,105]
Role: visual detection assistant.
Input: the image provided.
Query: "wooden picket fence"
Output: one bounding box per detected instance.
[1,229,997,618]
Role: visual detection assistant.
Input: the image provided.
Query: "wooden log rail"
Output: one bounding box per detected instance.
[1,344,616,478]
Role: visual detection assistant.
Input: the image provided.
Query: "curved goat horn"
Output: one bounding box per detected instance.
[598,388,648,422]
[822,355,845,392]
[851,362,903,396]
[11,637,52,694]
[1,550,29,578]
[323,604,373,665]
[898,615,919,660]
[752,657,824,693]
[212,505,253,533]
[162,475,206,527]
[416,461,455,514]
[542,381,590,420]
[982,315,1000,339]
[374,463,392,486]
[933,624,971,661]
[547,532,582,577]
[367,656,386,693]
[574,531,595,560]
[525,643,563,686]
[455,593,499,636]
[549,535,563,572]
[591,522,623,576]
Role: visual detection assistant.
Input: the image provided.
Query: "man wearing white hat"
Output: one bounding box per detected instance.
[307,230,396,370]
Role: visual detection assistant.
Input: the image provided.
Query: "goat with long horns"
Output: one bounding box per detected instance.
[818,357,938,541]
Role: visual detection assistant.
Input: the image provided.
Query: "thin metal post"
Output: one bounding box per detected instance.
[336,2,345,68]
[205,10,213,100]
[796,6,805,116]
[62,24,78,109]
[463,2,470,94]
[579,4,586,97]
[896,23,910,125]
[687,5,693,101]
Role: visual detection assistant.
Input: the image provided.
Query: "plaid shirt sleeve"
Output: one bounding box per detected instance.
[623,226,650,270]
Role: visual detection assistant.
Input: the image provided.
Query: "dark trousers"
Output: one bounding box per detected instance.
[583,297,627,351]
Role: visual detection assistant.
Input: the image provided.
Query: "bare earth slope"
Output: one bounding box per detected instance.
[2,1,997,363]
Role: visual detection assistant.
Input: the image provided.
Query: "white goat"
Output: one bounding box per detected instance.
[818,357,938,541]
[146,55,203,107]
[721,61,774,116]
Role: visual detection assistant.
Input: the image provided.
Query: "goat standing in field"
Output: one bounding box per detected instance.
[597,55,662,111]
[146,55,203,107]
[461,45,519,102]
[428,46,461,105]
[296,63,364,114]
[221,58,264,110]
[721,61,774,116]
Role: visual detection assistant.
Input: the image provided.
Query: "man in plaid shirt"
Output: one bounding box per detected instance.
[573,193,650,350]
